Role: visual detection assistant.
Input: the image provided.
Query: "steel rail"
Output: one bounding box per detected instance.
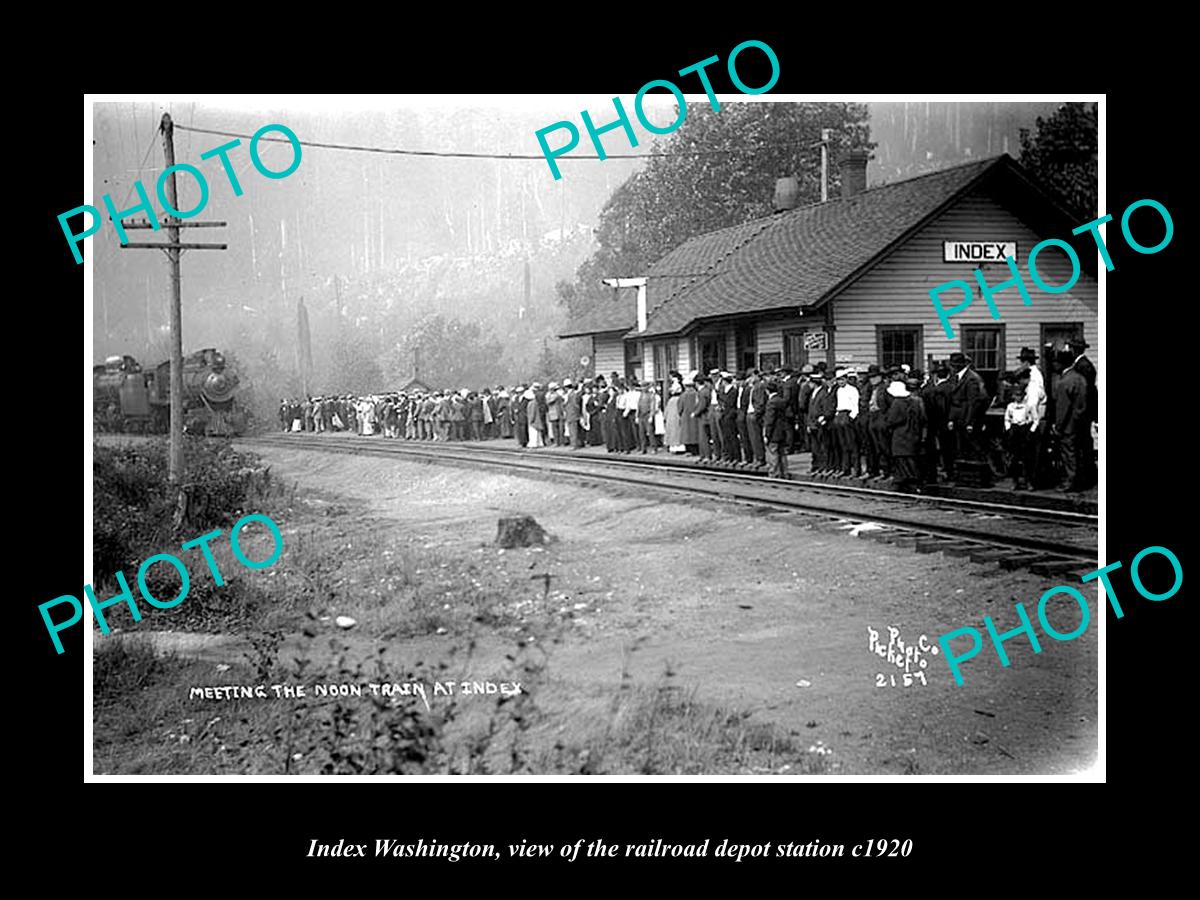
[241,434,1097,566]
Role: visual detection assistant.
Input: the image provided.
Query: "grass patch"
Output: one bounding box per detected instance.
[94,635,830,776]
[93,437,286,634]
[93,637,456,775]
[536,679,833,776]
[268,514,551,640]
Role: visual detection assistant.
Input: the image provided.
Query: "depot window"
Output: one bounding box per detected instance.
[962,324,1006,397]
[877,326,923,371]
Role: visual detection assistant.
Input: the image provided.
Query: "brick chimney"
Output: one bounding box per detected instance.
[773,176,801,213]
[838,149,870,199]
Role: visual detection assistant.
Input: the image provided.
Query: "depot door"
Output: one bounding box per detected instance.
[698,334,726,376]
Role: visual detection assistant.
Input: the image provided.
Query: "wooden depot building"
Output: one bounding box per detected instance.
[560,152,1098,399]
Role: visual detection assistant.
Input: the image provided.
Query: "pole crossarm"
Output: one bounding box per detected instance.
[120,219,228,229]
[120,242,228,250]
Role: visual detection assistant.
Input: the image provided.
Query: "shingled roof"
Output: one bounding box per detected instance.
[631,155,1014,339]
[558,288,638,338]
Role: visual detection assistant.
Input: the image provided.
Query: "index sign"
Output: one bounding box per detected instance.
[943,241,1018,263]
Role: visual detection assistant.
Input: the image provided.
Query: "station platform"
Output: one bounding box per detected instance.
[336,431,1099,516]
[531,442,1096,515]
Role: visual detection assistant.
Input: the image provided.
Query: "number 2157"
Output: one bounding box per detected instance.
[876,671,928,687]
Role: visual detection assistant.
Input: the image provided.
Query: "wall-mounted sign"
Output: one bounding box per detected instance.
[943,241,1018,263]
[803,331,829,351]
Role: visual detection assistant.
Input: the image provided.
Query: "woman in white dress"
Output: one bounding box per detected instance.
[664,380,685,453]
[525,388,544,448]
[361,397,376,436]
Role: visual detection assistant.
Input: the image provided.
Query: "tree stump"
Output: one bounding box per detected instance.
[496,515,551,549]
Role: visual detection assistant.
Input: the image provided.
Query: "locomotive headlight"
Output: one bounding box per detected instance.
[204,371,236,404]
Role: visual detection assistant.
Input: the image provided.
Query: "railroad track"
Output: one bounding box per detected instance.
[239,433,1099,577]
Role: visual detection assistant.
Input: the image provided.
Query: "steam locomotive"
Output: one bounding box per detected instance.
[93,348,246,436]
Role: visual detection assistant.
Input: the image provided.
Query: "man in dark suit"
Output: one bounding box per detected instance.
[637,381,658,453]
[467,392,484,441]
[705,368,724,460]
[1071,339,1098,442]
[1053,349,1090,492]
[718,373,739,462]
[947,351,989,468]
[922,363,953,481]
[763,379,792,479]
[865,365,892,481]
[796,365,816,453]
[747,369,768,467]
[806,371,837,474]
[734,372,751,464]
[778,367,800,453]
[694,375,714,460]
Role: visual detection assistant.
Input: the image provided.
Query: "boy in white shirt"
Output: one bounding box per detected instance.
[1004,384,1033,490]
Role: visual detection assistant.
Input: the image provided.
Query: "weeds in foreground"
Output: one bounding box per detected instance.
[244,629,285,683]
[95,629,831,776]
[93,638,169,704]
[539,664,831,775]
[93,437,282,583]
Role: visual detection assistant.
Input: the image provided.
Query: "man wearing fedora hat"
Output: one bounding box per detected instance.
[704,368,724,460]
[864,364,892,481]
[718,372,739,462]
[1070,339,1098,462]
[1071,340,1096,399]
[1052,348,1091,492]
[796,364,816,453]
[778,366,800,454]
[947,351,989,472]
[763,377,791,479]
[747,369,769,468]
[807,369,837,474]
[564,379,582,448]
[919,363,951,481]
[546,381,565,446]
[733,371,752,464]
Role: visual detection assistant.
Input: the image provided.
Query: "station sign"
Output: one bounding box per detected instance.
[943,241,1017,263]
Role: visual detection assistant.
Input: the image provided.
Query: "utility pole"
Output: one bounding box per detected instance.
[820,128,832,203]
[120,112,226,495]
[333,274,342,343]
[163,116,185,487]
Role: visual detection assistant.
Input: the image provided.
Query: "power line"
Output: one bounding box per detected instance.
[121,121,162,210]
[176,123,825,162]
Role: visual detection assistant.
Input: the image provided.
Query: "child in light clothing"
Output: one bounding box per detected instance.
[1004,388,1032,489]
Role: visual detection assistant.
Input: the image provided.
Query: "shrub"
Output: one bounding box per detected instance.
[93,437,277,585]
[94,639,168,705]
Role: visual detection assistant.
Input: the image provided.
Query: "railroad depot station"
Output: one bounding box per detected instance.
[560,152,1098,402]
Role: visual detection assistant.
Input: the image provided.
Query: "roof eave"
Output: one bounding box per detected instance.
[636,305,807,340]
[557,325,635,339]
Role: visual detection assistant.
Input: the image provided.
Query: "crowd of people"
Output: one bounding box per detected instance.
[279,340,1098,494]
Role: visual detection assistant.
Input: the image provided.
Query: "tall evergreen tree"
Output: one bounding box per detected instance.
[1018,102,1098,218]
[560,102,874,318]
